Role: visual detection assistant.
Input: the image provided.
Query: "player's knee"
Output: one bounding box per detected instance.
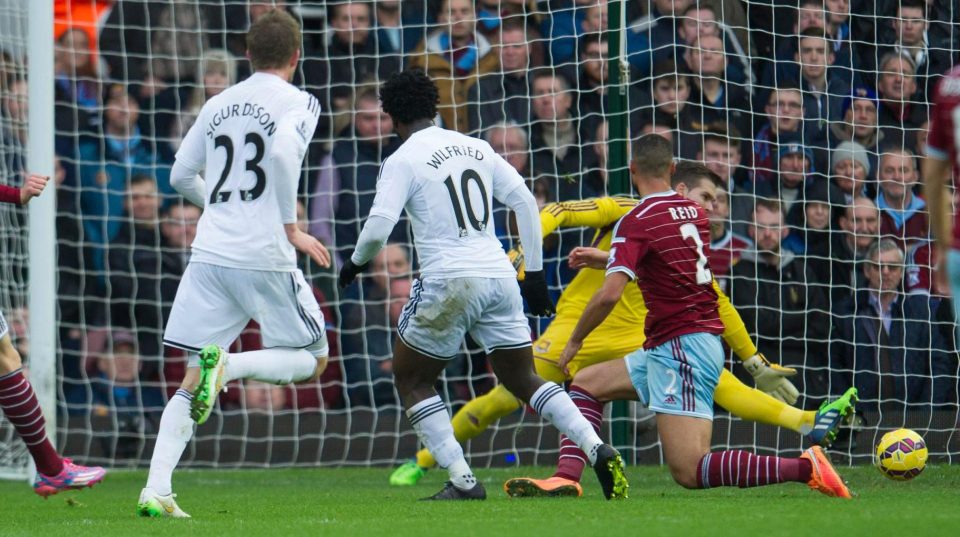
[498,373,539,402]
[668,464,700,489]
[570,367,605,401]
[0,341,23,374]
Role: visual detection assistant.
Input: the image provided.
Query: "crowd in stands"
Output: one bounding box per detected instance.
[0,0,958,450]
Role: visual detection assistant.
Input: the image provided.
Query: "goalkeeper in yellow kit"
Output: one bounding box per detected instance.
[389,163,857,495]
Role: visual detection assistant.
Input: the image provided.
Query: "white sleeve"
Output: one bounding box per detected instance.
[489,150,542,271]
[502,186,542,272]
[174,107,207,171]
[350,215,396,266]
[170,159,206,207]
[367,155,415,224]
[271,92,321,224]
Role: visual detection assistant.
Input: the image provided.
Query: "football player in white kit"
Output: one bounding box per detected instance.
[339,70,628,501]
[137,10,331,517]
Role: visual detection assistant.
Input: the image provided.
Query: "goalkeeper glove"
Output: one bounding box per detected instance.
[742,353,800,404]
[507,245,526,281]
[520,270,555,317]
[338,257,369,289]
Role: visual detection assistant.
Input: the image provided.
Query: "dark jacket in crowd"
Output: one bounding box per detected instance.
[831,290,957,410]
[730,247,830,405]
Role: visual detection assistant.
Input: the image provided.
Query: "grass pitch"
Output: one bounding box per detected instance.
[2,465,960,537]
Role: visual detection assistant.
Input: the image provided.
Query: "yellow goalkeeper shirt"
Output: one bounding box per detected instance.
[541,197,757,360]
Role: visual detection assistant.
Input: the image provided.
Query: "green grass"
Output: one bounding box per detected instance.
[3,465,960,537]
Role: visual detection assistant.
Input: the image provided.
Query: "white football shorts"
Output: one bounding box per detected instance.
[397,276,532,359]
[163,262,328,361]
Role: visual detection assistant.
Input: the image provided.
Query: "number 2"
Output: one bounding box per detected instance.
[680,222,712,285]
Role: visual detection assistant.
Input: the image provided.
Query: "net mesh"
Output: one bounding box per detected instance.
[0,0,958,475]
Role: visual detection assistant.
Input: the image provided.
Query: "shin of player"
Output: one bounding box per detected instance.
[923,66,960,329]
[339,69,627,500]
[0,175,106,497]
[558,135,851,499]
[139,10,332,518]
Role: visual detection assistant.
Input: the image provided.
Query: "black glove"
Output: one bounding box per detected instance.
[338,257,369,289]
[520,270,555,317]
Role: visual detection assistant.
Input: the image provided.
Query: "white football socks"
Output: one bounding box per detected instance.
[406,395,477,490]
[530,382,605,464]
[145,389,195,496]
[224,348,318,385]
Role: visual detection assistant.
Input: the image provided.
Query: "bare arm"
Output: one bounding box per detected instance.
[923,156,953,252]
[284,223,331,268]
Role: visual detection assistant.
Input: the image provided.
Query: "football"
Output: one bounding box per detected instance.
[876,429,928,481]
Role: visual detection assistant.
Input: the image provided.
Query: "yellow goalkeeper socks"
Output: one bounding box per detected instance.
[414,384,523,469]
[714,369,810,433]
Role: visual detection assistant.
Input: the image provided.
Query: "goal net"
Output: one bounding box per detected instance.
[1,0,958,477]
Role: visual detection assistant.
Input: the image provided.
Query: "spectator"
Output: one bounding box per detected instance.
[320,1,401,116]
[751,86,806,185]
[626,0,690,76]
[2,78,28,172]
[875,52,926,141]
[831,239,954,411]
[584,120,609,195]
[466,19,537,135]
[697,128,752,236]
[794,27,850,139]
[647,60,699,159]
[310,88,403,263]
[674,3,752,86]
[863,0,952,102]
[756,143,817,219]
[241,380,288,413]
[475,0,545,62]
[543,0,605,66]
[730,198,830,404]
[92,330,163,460]
[830,141,872,202]
[78,87,171,270]
[528,70,597,201]
[407,0,499,132]
[155,49,237,161]
[816,196,881,307]
[783,186,834,257]
[876,148,928,249]
[339,243,412,407]
[374,0,433,55]
[54,28,100,154]
[708,184,752,292]
[107,174,166,363]
[756,0,862,107]
[684,34,749,136]
[829,87,883,181]
[484,122,536,241]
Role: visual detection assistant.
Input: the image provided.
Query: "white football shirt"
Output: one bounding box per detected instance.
[175,72,320,271]
[368,125,526,278]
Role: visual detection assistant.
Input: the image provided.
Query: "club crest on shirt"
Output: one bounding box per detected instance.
[296,120,310,143]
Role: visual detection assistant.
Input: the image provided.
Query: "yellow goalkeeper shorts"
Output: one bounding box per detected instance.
[532,316,645,383]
